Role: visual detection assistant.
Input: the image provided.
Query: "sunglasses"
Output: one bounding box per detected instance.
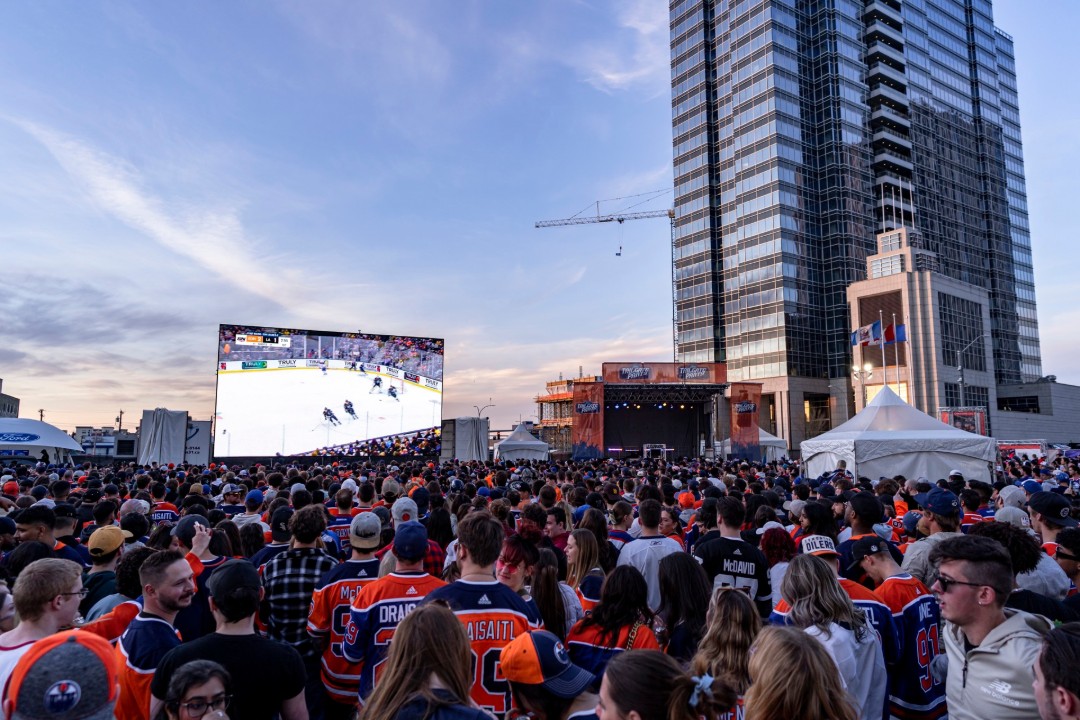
[935,575,985,593]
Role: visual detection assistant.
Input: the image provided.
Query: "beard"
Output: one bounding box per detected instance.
[160,592,195,613]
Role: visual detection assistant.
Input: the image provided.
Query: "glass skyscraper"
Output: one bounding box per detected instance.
[670,0,1041,442]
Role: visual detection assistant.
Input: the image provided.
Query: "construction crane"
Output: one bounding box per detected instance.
[535,196,678,361]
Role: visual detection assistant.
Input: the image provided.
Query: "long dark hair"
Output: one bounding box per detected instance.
[657,553,710,656]
[427,506,455,549]
[801,502,838,541]
[578,508,616,572]
[580,565,652,647]
[532,549,568,641]
[605,650,733,720]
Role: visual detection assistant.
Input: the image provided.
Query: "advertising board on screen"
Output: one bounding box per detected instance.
[214,324,444,457]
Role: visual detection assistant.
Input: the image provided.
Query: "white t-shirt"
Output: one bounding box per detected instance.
[0,639,36,716]
[768,561,789,610]
[616,535,682,611]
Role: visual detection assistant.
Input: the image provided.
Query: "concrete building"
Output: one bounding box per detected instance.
[669,0,1041,449]
[0,380,19,419]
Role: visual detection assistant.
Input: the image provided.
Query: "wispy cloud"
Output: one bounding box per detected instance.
[568,0,669,95]
[14,120,361,319]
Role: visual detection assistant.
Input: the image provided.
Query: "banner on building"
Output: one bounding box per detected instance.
[729,383,762,460]
[571,381,604,460]
[602,362,726,385]
[938,408,988,436]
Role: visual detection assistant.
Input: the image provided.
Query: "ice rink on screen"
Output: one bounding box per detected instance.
[214,368,442,456]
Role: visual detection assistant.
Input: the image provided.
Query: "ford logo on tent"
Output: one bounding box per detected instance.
[0,433,40,443]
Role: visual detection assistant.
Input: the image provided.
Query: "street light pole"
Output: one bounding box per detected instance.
[852,363,873,409]
[956,334,990,407]
[474,398,495,417]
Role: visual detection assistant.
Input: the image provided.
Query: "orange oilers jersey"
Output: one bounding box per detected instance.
[80,599,142,644]
[566,620,659,682]
[342,572,447,703]
[115,614,181,720]
[308,558,382,704]
[422,580,543,720]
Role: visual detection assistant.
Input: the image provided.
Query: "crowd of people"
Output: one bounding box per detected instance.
[315,428,442,458]
[0,452,1078,720]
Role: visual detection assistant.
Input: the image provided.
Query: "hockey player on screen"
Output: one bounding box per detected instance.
[344,400,357,419]
[387,385,400,401]
[323,407,341,426]
[369,376,383,394]
[347,360,358,371]
[322,364,328,376]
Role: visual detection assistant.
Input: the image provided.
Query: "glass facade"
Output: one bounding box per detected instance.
[670,0,1042,386]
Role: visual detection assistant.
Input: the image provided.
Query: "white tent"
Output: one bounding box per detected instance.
[800,386,997,482]
[719,425,789,461]
[495,423,550,461]
[0,418,83,464]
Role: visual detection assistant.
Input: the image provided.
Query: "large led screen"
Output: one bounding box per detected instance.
[214,325,444,456]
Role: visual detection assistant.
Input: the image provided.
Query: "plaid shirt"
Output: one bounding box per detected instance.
[261,547,336,659]
[376,539,446,578]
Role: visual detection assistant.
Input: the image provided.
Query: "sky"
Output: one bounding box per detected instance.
[1,0,1077,438]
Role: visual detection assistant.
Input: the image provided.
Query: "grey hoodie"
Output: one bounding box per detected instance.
[942,608,1051,720]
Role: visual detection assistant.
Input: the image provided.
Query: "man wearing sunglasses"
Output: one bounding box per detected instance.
[929,535,1051,720]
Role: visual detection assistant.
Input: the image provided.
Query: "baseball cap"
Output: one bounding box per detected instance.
[0,517,15,536]
[270,508,294,542]
[756,521,786,536]
[923,487,960,517]
[995,506,1032,530]
[245,489,265,505]
[6,631,118,720]
[222,483,242,494]
[170,515,210,549]
[289,483,306,496]
[371,506,393,531]
[783,499,806,518]
[206,559,261,601]
[350,513,382,550]
[902,511,922,536]
[678,492,696,509]
[2,481,18,495]
[818,484,836,498]
[500,630,594,699]
[1028,492,1078,528]
[800,534,840,558]
[392,497,418,525]
[1022,480,1043,496]
[948,469,964,479]
[410,486,430,515]
[87,526,132,557]
[847,536,888,572]
[392,521,428,561]
[52,503,77,521]
[381,479,402,499]
[998,485,1026,510]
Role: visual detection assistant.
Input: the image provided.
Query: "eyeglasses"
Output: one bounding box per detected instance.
[176,694,231,718]
[1056,549,1080,562]
[59,588,89,599]
[935,575,985,593]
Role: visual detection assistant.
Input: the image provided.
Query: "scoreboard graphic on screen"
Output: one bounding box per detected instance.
[214,324,444,457]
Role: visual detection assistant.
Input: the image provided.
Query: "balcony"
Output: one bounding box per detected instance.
[864,0,903,27]
[872,127,913,151]
[873,150,914,172]
[866,19,905,50]
[872,105,911,129]
[870,83,909,110]
[868,61,908,91]
[867,38,906,68]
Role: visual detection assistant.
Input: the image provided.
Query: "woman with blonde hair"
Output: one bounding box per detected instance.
[744,626,857,720]
[358,603,487,720]
[689,587,761,713]
[565,529,605,613]
[779,554,886,720]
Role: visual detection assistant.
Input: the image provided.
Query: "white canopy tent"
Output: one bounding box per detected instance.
[800,386,997,482]
[495,424,550,461]
[0,418,83,464]
[719,425,789,461]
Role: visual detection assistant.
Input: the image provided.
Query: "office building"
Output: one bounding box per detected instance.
[670,0,1041,447]
[0,379,19,419]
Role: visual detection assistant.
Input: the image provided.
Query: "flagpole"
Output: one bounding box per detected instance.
[879,310,888,390]
[892,312,900,396]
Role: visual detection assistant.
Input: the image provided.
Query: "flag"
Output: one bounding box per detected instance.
[883,323,907,344]
[851,321,882,347]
